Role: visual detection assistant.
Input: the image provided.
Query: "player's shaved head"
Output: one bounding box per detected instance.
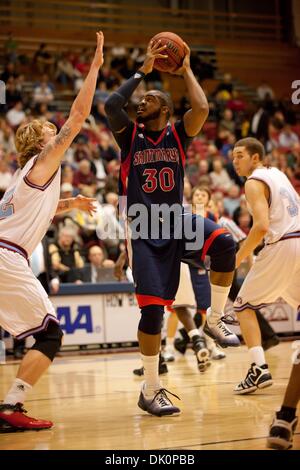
[146,90,174,116]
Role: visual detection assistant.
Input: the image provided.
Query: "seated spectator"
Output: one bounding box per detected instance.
[73,135,92,162]
[69,245,115,283]
[236,209,252,235]
[233,194,247,220]
[210,157,233,192]
[80,197,124,248]
[33,43,55,76]
[279,123,299,149]
[213,73,233,100]
[198,159,210,178]
[72,159,97,196]
[0,62,19,83]
[93,81,109,105]
[104,160,120,194]
[219,109,236,135]
[4,33,19,63]
[276,152,294,180]
[223,184,241,217]
[256,81,275,101]
[6,101,26,129]
[33,79,54,107]
[61,164,75,185]
[98,131,119,163]
[191,185,217,221]
[74,48,91,75]
[56,52,81,86]
[60,182,75,199]
[0,119,16,153]
[250,102,270,143]
[49,227,84,282]
[5,77,22,110]
[266,117,284,152]
[226,91,246,113]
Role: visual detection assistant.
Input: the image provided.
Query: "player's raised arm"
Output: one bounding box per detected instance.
[171,43,209,137]
[29,31,104,185]
[104,40,168,135]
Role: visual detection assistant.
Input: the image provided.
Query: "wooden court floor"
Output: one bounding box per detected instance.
[0,342,299,450]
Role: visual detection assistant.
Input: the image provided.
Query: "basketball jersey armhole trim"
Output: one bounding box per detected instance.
[247,176,271,207]
[171,123,186,168]
[23,157,59,191]
[120,123,137,195]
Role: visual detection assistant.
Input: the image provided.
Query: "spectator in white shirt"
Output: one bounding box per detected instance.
[210,157,233,192]
[33,82,54,106]
[279,123,299,148]
[6,101,25,128]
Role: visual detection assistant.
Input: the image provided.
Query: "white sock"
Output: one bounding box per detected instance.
[188,329,199,340]
[208,284,231,325]
[166,337,174,349]
[141,354,161,397]
[4,378,32,405]
[204,332,215,349]
[249,346,266,366]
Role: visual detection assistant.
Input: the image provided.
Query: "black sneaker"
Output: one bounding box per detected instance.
[174,337,189,355]
[192,335,210,372]
[234,363,273,394]
[138,384,180,417]
[133,354,168,376]
[267,416,298,450]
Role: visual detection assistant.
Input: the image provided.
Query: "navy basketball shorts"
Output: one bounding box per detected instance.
[128,213,234,308]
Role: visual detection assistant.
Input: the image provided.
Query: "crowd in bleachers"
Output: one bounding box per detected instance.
[1,35,300,291]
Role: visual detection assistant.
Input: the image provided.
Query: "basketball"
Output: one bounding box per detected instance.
[150,32,185,73]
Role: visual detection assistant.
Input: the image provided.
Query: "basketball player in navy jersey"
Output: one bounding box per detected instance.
[105,39,239,416]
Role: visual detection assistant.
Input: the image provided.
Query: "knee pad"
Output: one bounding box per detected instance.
[31,321,63,361]
[138,305,164,335]
[209,232,236,272]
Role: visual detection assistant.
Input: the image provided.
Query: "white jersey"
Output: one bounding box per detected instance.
[248,167,300,244]
[0,156,61,256]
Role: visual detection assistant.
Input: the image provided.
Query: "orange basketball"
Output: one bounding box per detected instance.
[150,32,185,73]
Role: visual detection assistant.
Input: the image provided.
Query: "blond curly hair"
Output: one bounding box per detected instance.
[15,119,57,168]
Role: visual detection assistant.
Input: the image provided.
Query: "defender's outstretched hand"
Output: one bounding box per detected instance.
[74,195,97,216]
[93,31,104,69]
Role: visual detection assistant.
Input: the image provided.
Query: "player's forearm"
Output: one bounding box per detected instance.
[70,62,99,120]
[183,68,209,114]
[105,72,145,111]
[56,198,76,215]
[236,226,267,267]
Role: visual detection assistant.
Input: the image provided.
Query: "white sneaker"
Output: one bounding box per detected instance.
[162,346,175,362]
[204,332,226,359]
[204,308,240,348]
[162,350,175,362]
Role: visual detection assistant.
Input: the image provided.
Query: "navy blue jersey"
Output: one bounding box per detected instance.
[119,121,189,210]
